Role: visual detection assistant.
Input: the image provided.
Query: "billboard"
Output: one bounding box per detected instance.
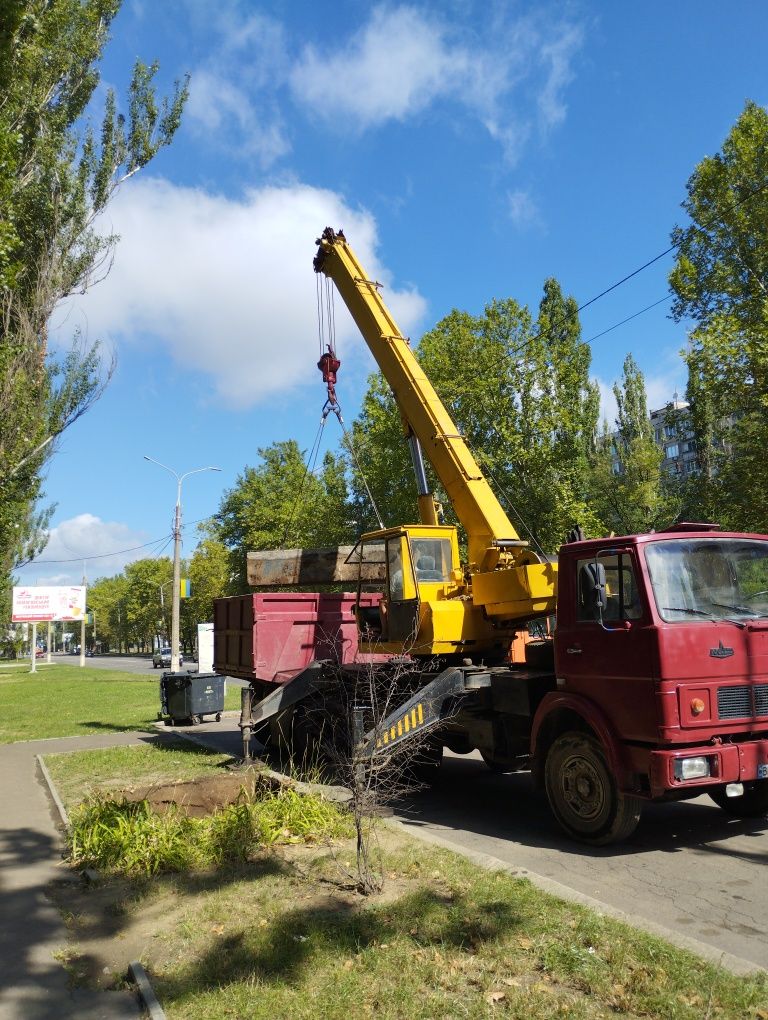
[12,586,87,622]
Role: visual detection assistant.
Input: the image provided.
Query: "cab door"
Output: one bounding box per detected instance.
[385,533,421,644]
[557,549,657,741]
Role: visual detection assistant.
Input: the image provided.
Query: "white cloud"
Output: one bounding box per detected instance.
[289,5,583,159]
[60,178,427,408]
[178,4,581,167]
[507,189,539,228]
[16,514,151,586]
[290,6,462,126]
[184,9,291,167]
[186,71,290,167]
[537,25,583,129]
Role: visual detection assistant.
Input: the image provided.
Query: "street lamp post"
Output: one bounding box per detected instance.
[144,457,221,672]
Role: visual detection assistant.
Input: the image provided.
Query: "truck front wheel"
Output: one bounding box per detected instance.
[709,781,768,817]
[544,732,641,845]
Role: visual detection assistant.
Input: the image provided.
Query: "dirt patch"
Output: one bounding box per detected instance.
[112,764,351,817]
[114,768,287,817]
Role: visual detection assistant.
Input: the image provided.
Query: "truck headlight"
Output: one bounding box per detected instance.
[674,756,711,781]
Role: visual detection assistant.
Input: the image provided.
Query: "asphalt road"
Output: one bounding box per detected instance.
[51,652,196,674]
[174,714,768,973]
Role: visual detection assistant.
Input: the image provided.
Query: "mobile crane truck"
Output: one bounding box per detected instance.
[216,228,768,845]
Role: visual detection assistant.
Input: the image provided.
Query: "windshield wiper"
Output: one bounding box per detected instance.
[710,601,759,616]
[662,606,745,628]
[662,606,713,617]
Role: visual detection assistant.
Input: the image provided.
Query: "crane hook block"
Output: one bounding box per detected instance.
[318,347,341,384]
[318,345,341,405]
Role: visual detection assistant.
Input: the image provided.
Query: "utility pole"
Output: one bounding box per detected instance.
[80,563,86,668]
[144,457,221,672]
[171,493,182,671]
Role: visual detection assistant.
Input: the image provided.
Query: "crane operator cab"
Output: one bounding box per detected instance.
[353,524,466,655]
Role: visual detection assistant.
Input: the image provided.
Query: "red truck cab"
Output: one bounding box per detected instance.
[534,525,768,841]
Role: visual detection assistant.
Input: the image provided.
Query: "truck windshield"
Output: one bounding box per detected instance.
[644,538,768,622]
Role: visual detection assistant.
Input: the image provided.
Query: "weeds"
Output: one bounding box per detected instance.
[67,788,352,876]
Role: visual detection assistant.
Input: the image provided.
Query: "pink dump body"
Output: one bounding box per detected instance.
[213,592,384,684]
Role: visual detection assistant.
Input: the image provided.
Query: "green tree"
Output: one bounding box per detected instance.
[0,1,187,590]
[121,557,173,651]
[349,280,602,554]
[87,573,129,652]
[182,538,230,647]
[345,371,415,533]
[591,355,680,534]
[669,100,768,530]
[211,441,355,593]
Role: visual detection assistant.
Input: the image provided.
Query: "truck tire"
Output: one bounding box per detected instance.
[544,732,641,845]
[709,781,768,817]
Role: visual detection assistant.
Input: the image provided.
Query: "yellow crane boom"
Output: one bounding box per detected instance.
[314,227,556,656]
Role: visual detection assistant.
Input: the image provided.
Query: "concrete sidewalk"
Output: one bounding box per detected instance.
[0,731,161,1019]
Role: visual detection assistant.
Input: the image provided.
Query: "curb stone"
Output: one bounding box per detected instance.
[128,961,166,1020]
[36,753,70,827]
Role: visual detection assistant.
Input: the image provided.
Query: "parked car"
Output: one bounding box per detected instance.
[153,647,182,668]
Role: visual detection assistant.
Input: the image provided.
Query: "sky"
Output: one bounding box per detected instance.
[18,0,768,587]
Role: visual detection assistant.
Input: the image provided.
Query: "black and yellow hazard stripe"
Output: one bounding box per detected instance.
[375,702,425,749]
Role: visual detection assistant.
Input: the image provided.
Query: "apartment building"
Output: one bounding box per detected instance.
[649,395,700,478]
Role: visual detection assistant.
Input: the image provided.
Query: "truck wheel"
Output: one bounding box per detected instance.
[709,781,768,817]
[544,732,641,845]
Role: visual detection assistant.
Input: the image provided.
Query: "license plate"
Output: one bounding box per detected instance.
[759,764,768,779]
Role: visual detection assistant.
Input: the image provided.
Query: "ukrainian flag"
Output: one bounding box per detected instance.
[179,579,191,599]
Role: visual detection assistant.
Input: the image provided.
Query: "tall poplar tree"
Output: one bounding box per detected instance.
[669,100,768,530]
[590,355,680,535]
[0,1,188,596]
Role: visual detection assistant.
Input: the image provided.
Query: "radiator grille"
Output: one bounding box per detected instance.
[718,686,752,719]
[755,684,768,717]
[717,684,768,720]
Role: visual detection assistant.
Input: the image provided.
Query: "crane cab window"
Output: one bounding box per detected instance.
[411,538,452,582]
[577,554,642,622]
[387,539,405,600]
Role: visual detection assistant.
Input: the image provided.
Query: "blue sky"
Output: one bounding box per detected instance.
[19,0,768,586]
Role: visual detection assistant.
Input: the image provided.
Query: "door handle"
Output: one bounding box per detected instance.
[566,645,582,655]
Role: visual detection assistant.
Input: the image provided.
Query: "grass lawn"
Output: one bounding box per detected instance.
[44,743,768,1019]
[0,664,241,743]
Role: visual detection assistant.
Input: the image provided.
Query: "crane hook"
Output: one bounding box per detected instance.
[318,344,341,409]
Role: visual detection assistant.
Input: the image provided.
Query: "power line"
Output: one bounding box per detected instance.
[28,533,172,565]
[502,174,768,360]
[576,249,674,316]
[583,294,671,346]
